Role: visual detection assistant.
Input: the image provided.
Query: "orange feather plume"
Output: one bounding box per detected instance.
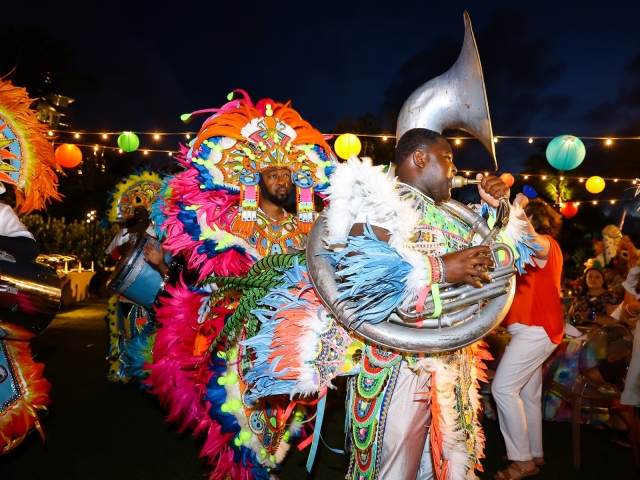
[0,79,61,214]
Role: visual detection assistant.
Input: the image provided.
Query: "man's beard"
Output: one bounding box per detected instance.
[259,177,294,207]
[270,191,290,207]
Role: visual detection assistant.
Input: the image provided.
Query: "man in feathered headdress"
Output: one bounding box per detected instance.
[102,170,170,384]
[145,90,336,479]
[0,78,61,455]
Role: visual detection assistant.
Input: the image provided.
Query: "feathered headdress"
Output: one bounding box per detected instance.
[181,90,336,233]
[103,170,165,226]
[0,79,61,214]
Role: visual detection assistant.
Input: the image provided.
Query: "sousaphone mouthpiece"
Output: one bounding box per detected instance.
[452,176,481,188]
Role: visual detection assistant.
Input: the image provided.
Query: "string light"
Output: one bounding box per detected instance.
[143,150,149,155]
[524,175,529,179]
[611,200,616,204]
[579,178,584,183]
[593,201,598,205]
[118,149,123,153]
[154,133,160,140]
[168,152,172,156]
[465,171,470,176]
[38,129,640,142]
[542,175,547,180]
[74,133,80,139]
[614,178,619,182]
[455,138,461,145]
[559,176,564,180]
[186,133,191,139]
[48,131,53,136]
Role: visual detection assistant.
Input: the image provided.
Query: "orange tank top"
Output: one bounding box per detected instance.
[502,235,565,344]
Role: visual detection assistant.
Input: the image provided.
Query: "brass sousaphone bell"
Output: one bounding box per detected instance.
[306,11,517,353]
[396,10,496,168]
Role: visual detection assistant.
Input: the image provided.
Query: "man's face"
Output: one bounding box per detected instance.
[127,206,150,232]
[261,168,293,206]
[418,137,457,203]
[132,207,149,222]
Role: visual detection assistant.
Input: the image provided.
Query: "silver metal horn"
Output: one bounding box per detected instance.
[306,200,515,353]
[396,11,497,169]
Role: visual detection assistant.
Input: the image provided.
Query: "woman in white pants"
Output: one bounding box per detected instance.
[493,196,565,480]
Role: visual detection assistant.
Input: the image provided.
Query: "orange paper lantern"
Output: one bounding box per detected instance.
[55,144,82,169]
[560,202,578,217]
[500,173,515,187]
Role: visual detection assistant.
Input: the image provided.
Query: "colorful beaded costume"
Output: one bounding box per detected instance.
[102,169,166,384]
[0,79,61,454]
[146,91,337,479]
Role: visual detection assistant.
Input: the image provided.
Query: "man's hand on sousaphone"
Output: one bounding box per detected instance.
[442,246,494,288]
[440,173,510,288]
[476,173,510,207]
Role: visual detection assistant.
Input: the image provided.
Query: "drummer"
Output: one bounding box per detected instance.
[101,170,168,384]
[105,206,168,275]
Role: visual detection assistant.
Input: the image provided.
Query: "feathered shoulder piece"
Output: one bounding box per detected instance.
[0,79,61,214]
[102,170,165,227]
[323,156,420,253]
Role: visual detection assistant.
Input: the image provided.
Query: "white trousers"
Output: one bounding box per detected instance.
[492,323,558,461]
[378,361,434,480]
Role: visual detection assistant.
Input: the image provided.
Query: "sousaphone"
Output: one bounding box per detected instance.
[306,11,516,353]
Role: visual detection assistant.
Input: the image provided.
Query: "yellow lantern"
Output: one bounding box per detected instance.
[334,133,361,160]
[585,176,605,194]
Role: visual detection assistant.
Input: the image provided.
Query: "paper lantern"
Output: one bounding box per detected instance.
[586,176,605,194]
[546,135,586,171]
[118,132,140,152]
[523,185,538,198]
[334,133,361,160]
[560,202,578,217]
[500,173,515,187]
[54,143,82,168]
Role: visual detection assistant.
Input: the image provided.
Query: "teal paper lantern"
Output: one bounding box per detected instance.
[118,132,140,152]
[545,135,585,171]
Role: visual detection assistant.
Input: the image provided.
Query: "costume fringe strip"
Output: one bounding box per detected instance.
[0,325,51,455]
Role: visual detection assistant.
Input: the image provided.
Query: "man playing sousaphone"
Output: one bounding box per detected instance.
[307,12,539,479]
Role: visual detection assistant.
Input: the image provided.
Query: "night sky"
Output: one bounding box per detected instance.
[5,0,640,197]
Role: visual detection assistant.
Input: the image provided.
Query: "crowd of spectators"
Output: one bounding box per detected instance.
[563,256,640,448]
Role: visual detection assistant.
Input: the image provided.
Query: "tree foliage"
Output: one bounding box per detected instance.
[21,214,119,269]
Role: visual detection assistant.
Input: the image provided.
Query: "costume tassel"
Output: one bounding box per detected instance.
[237,184,258,235]
[430,370,448,480]
[296,185,314,234]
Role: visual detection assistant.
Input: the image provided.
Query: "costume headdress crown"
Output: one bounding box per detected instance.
[0,79,61,213]
[183,90,336,233]
[104,170,165,226]
[395,11,497,170]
